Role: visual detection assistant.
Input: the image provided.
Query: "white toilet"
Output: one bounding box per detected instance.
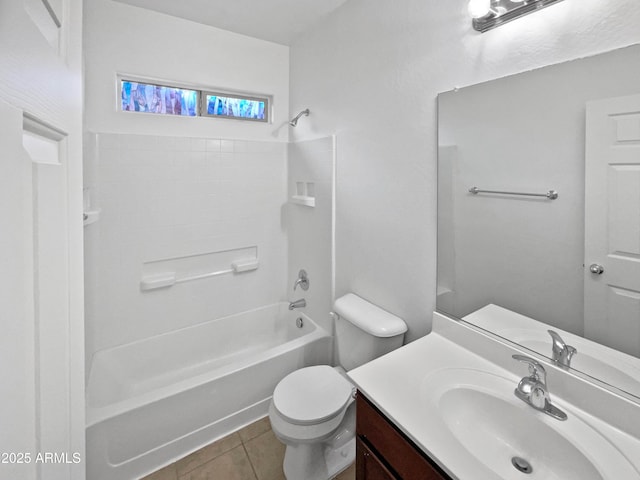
[269,293,407,480]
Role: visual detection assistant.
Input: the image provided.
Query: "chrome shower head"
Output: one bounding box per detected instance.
[289,108,310,127]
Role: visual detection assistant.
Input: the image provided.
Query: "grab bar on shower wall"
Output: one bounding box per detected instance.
[139,259,260,292]
[468,186,559,200]
[139,247,260,292]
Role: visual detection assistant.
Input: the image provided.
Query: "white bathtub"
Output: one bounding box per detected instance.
[86,303,332,480]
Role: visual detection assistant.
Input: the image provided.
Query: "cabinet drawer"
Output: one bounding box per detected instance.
[356,392,451,480]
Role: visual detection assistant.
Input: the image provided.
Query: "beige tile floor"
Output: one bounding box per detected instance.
[141,417,356,480]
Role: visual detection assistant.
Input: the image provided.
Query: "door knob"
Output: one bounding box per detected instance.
[589,263,604,275]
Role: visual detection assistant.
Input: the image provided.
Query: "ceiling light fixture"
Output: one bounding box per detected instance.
[469,0,565,33]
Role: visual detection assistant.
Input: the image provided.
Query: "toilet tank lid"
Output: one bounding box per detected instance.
[334,293,407,338]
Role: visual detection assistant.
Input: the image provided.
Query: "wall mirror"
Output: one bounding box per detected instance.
[437,43,640,401]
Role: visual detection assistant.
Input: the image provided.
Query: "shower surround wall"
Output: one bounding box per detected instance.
[84,134,287,363]
[286,137,336,332]
[84,132,337,478]
[83,0,290,365]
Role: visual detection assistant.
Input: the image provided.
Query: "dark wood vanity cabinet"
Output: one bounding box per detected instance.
[356,391,452,480]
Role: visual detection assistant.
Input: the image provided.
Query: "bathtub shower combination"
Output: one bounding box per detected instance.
[86,303,331,480]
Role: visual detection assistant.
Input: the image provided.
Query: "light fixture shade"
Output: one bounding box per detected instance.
[468,0,491,19]
[470,0,566,32]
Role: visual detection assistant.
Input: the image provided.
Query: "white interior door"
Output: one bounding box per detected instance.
[0,99,39,480]
[584,93,640,357]
[0,1,84,479]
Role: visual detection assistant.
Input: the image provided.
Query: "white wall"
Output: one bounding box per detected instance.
[289,0,640,342]
[84,0,290,141]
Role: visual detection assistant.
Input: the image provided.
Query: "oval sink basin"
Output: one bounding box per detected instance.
[423,368,639,479]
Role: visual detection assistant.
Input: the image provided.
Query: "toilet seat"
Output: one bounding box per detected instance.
[273,366,354,426]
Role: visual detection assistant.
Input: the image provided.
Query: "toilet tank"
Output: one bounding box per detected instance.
[334,293,407,371]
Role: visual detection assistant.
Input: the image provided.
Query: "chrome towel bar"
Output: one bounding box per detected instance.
[468,186,558,200]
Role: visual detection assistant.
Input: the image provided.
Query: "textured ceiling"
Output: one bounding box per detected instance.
[112,0,350,45]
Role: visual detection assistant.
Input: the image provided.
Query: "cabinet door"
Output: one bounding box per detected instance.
[357,437,397,480]
[356,393,452,480]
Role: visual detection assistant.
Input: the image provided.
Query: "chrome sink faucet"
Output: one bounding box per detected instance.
[513,354,567,421]
[548,330,577,368]
[288,298,306,310]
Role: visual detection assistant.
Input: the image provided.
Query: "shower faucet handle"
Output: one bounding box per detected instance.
[293,269,309,291]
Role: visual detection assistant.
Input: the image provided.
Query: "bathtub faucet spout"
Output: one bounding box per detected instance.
[288,298,306,310]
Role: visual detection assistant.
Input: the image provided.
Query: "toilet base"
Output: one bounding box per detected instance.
[325,436,355,479]
[283,436,355,480]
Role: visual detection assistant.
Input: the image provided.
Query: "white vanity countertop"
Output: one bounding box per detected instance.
[348,322,640,480]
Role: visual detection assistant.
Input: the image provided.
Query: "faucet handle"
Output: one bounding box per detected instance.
[293,269,309,291]
[512,355,568,421]
[512,354,546,383]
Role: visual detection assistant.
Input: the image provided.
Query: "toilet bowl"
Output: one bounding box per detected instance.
[269,293,407,480]
[269,365,356,480]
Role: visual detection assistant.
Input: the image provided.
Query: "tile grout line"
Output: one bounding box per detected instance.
[241,439,260,480]
[175,434,242,478]
[143,419,274,480]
